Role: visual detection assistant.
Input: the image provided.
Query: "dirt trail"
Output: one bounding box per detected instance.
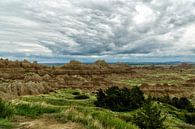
[14,116,85,129]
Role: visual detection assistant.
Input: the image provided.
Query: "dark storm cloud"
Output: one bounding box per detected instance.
[0,0,195,62]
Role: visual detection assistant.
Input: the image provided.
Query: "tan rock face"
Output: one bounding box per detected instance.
[0,59,194,99]
[24,73,43,82]
[0,59,137,98]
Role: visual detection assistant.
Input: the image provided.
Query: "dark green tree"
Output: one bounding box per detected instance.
[129,86,145,109]
[133,100,166,129]
[151,96,194,112]
[95,86,145,111]
[177,97,194,112]
[94,89,106,107]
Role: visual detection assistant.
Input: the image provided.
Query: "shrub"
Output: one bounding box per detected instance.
[74,94,89,99]
[133,100,166,129]
[185,113,195,125]
[95,86,145,111]
[95,89,106,107]
[177,97,194,112]
[129,86,145,109]
[72,91,80,95]
[151,96,194,112]
[0,99,15,119]
[171,97,179,107]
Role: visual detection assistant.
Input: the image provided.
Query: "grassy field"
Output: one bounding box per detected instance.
[0,88,192,129]
[122,69,195,86]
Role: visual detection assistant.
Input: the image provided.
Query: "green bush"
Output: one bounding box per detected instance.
[74,94,89,99]
[133,100,166,129]
[177,97,194,112]
[0,99,15,119]
[95,86,145,111]
[72,91,80,95]
[129,86,145,109]
[185,113,195,125]
[151,96,194,112]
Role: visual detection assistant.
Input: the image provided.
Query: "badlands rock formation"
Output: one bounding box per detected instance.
[0,59,136,99]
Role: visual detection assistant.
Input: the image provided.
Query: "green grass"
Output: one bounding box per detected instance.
[0,99,14,129]
[20,95,95,107]
[123,78,146,86]
[9,88,195,129]
[54,107,139,129]
[121,68,195,86]
[0,119,13,129]
[0,99,15,119]
[14,101,62,117]
[123,76,184,86]
[76,68,195,88]
[12,88,140,129]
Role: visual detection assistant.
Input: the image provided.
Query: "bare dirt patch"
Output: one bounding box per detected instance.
[14,116,85,129]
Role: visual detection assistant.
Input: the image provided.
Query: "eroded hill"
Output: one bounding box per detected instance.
[0,59,136,99]
[0,58,195,99]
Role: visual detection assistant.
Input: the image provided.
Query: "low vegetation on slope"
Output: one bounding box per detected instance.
[0,87,194,129]
[0,99,14,119]
[0,99,15,128]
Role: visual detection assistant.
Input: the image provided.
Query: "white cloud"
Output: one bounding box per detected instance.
[0,0,194,62]
[133,4,157,25]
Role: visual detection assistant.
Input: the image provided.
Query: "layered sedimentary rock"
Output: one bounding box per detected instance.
[0,59,136,99]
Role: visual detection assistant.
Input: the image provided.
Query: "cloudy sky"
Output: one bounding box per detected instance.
[0,0,195,63]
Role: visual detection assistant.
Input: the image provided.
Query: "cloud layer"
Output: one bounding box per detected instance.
[0,0,195,62]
